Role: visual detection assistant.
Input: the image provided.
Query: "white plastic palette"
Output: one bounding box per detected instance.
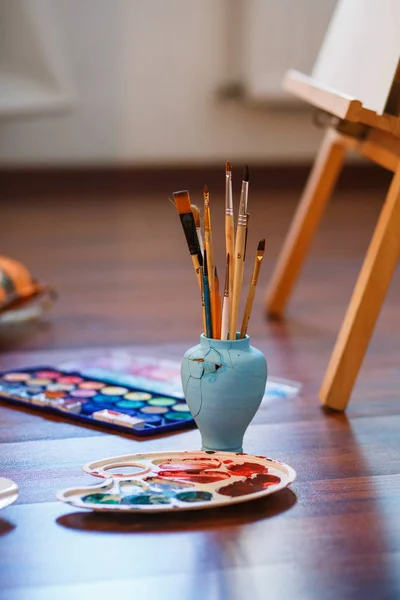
[0,477,18,510]
[57,451,296,513]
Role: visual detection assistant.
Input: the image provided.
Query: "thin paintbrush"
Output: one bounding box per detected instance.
[191,203,204,259]
[240,239,265,338]
[199,265,207,335]
[221,254,230,340]
[203,185,215,336]
[229,165,249,340]
[173,190,203,290]
[225,161,235,328]
[213,266,222,339]
[203,248,212,338]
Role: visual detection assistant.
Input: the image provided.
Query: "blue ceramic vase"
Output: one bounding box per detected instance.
[181,334,267,452]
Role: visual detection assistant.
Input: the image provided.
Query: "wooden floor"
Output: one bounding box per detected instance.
[1,174,400,599]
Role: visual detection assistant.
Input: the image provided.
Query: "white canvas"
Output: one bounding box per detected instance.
[312,0,400,113]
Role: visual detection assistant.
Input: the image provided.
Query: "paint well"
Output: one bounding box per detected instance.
[124,392,152,401]
[70,389,97,398]
[101,386,129,396]
[58,376,84,384]
[44,391,66,399]
[3,372,31,382]
[46,383,75,392]
[78,381,105,390]
[164,411,192,421]
[82,493,121,505]
[171,403,190,412]
[26,378,51,386]
[217,473,281,497]
[176,491,212,503]
[140,406,168,414]
[35,371,60,379]
[148,398,176,407]
[116,400,145,410]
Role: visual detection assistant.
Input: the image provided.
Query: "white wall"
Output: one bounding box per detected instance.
[0,0,324,166]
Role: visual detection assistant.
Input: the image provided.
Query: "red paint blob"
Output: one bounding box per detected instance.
[226,461,268,477]
[158,469,230,483]
[58,376,83,384]
[157,458,221,471]
[217,473,281,497]
[35,371,60,379]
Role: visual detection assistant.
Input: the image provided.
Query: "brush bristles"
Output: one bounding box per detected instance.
[173,190,192,214]
[243,164,249,182]
[191,204,201,228]
[257,238,265,252]
[226,161,231,172]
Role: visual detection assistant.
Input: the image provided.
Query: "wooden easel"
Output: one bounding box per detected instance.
[265,57,400,410]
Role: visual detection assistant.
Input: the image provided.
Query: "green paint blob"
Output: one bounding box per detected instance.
[121,494,171,505]
[148,398,176,407]
[164,411,192,421]
[82,493,121,504]
[176,491,212,503]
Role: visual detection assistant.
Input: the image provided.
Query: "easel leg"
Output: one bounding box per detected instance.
[320,168,400,411]
[265,128,347,318]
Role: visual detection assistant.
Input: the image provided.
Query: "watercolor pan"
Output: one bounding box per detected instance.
[0,367,195,437]
[57,451,296,513]
[0,478,19,510]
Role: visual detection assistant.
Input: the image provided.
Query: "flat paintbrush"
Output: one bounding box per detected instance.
[225,161,235,329]
[203,185,215,336]
[221,254,230,340]
[229,165,249,340]
[191,203,204,259]
[173,190,203,290]
[240,239,265,338]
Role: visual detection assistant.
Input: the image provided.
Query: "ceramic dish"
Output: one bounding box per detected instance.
[57,451,296,513]
[0,477,19,510]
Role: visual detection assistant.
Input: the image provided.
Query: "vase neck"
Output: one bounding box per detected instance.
[200,334,250,350]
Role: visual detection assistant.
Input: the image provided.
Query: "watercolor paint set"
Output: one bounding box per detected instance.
[57,451,296,513]
[0,367,194,437]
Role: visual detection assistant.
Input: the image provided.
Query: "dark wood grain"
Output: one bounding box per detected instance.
[1,181,400,599]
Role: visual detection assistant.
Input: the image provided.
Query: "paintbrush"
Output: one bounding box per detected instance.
[229,165,249,340]
[173,190,203,289]
[203,248,212,338]
[213,266,222,339]
[191,203,204,259]
[240,239,265,338]
[221,254,230,340]
[225,161,235,324]
[244,213,250,262]
[199,265,207,336]
[203,185,215,336]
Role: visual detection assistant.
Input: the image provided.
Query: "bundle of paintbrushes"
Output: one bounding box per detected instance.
[173,164,265,340]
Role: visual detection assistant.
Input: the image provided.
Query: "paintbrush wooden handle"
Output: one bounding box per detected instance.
[204,230,215,336]
[191,255,203,291]
[225,214,235,315]
[221,294,229,340]
[212,287,221,339]
[229,225,246,340]
[240,285,256,338]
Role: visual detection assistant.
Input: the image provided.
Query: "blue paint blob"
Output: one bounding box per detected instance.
[116,400,145,410]
[121,494,171,505]
[176,491,212,503]
[82,493,121,504]
[92,394,121,404]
